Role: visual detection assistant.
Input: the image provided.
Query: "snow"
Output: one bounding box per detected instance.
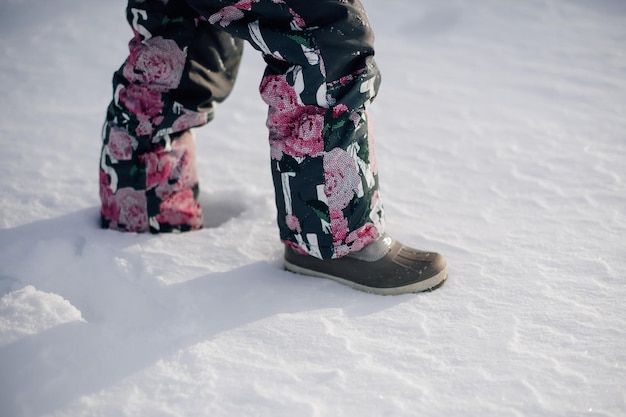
[0,0,625,416]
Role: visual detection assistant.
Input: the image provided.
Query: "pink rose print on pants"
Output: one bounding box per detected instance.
[118,35,186,139]
[330,211,380,257]
[260,75,300,114]
[115,187,149,232]
[323,147,379,256]
[119,84,164,137]
[100,129,201,233]
[346,223,380,252]
[267,107,325,159]
[330,208,349,250]
[324,148,363,255]
[141,146,176,191]
[99,170,118,223]
[208,1,258,27]
[123,35,187,91]
[156,189,203,229]
[153,131,199,201]
[119,84,163,118]
[261,75,325,159]
[286,214,302,233]
[107,126,136,161]
[172,111,209,133]
[323,147,361,210]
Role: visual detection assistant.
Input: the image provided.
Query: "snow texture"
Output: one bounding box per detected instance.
[0,0,625,416]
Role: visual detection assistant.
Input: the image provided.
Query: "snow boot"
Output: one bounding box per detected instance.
[284,234,447,295]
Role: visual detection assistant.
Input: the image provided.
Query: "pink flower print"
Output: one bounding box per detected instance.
[135,115,154,137]
[329,208,348,243]
[170,131,198,184]
[289,10,306,29]
[141,147,176,190]
[123,35,186,91]
[266,106,293,144]
[285,214,302,233]
[115,187,149,231]
[293,110,324,151]
[119,84,164,119]
[172,111,208,133]
[262,75,325,159]
[346,223,380,252]
[209,6,244,27]
[209,1,257,27]
[99,170,119,223]
[269,107,325,159]
[332,104,349,118]
[260,74,300,113]
[334,243,350,259]
[155,181,175,202]
[156,189,203,228]
[118,82,164,138]
[323,148,361,210]
[283,240,309,255]
[155,132,199,200]
[349,111,361,127]
[107,126,136,161]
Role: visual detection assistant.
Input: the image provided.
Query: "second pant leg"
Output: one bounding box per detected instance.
[186,0,385,259]
[100,0,244,233]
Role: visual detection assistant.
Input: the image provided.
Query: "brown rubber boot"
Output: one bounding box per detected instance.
[284,235,447,295]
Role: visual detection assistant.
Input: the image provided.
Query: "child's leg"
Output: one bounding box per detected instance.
[187,0,384,259]
[100,0,244,232]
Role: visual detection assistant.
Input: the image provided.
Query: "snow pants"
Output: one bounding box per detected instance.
[99,0,385,259]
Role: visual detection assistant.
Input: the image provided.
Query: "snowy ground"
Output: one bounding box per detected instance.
[0,0,625,416]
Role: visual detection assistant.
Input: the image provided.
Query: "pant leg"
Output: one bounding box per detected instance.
[99,0,244,232]
[186,0,385,259]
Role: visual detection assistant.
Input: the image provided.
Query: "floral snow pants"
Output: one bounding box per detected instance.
[100,0,385,259]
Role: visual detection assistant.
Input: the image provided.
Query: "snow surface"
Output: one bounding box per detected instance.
[1,0,625,416]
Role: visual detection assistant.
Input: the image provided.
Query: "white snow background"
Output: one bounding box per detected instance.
[0,0,625,416]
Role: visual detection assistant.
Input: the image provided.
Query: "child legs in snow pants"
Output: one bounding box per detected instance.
[100,0,385,260]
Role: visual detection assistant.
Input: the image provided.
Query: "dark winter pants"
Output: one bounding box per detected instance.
[99,0,385,259]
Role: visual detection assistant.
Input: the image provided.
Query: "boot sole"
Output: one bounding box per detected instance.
[284,260,448,295]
